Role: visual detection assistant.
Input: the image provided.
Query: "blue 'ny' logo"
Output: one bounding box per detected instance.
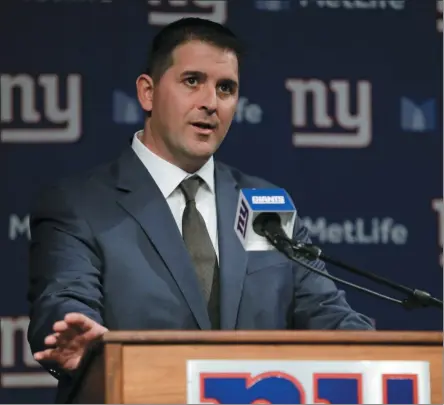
[200,372,419,404]
[235,199,249,238]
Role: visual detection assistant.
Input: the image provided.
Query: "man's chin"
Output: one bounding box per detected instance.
[180,146,217,170]
[186,140,219,159]
[186,151,213,164]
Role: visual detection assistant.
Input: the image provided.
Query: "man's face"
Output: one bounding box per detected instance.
[147,40,239,170]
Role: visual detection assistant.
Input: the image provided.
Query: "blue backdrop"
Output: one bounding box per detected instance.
[0,0,442,403]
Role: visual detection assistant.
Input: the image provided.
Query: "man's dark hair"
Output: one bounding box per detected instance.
[145,17,244,82]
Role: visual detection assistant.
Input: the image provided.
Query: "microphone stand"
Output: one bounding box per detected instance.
[291,241,443,309]
[262,229,443,311]
[290,240,443,311]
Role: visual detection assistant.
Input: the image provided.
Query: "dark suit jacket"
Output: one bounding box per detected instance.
[27,146,374,403]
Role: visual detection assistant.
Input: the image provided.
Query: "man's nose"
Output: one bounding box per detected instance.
[197,86,217,114]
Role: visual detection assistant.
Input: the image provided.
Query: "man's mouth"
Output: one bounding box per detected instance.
[191,122,217,130]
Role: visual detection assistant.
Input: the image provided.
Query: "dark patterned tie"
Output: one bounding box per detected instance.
[179,175,220,329]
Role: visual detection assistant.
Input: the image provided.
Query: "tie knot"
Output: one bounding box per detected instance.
[179,175,201,203]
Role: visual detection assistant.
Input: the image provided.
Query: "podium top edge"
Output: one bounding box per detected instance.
[100,330,443,345]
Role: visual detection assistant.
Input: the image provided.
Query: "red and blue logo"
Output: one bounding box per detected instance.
[198,371,420,404]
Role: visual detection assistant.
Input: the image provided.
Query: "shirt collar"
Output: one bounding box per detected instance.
[131,130,215,198]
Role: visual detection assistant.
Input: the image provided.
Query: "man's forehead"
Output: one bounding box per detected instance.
[171,42,238,72]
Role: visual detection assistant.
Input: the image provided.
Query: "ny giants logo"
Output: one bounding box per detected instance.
[235,199,249,238]
[147,0,227,26]
[0,73,82,143]
[200,371,418,404]
[285,79,372,148]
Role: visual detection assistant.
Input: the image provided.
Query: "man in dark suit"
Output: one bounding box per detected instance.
[27,17,374,403]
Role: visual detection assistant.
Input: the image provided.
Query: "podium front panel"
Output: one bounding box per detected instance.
[120,343,441,404]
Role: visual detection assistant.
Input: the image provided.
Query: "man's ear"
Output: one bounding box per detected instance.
[136,74,154,113]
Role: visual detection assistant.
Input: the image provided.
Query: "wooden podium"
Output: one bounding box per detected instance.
[72,330,442,404]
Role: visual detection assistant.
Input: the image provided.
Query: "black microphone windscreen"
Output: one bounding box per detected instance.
[252,213,282,237]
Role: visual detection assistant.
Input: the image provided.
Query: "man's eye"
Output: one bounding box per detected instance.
[218,83,233,94]
[185,77,198,86]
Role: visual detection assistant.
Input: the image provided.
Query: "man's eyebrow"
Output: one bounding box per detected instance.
[180,70,239,88]
[180,70,206,78]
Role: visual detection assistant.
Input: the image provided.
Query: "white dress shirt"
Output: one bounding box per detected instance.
[131,130,219,259]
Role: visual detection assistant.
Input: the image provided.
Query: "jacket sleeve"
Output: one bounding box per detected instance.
[291,217,375,330]
[27,185,104,379]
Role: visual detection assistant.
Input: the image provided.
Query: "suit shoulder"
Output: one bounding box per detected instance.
[32,156,119,208]
[216,161,282,189]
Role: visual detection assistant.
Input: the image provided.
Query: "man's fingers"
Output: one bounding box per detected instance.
[53,320,69,333]
[64,312,95,331]
[82,326,108,342]
[34,348,56,361]
[44,333,60,346]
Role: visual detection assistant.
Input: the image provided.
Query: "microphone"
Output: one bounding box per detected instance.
[234,188,297,252]
[233,188,406,307]
[253,211,443,311]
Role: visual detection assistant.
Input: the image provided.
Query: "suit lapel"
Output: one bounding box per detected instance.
[215,163,248,330]
[114,148,211,330]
